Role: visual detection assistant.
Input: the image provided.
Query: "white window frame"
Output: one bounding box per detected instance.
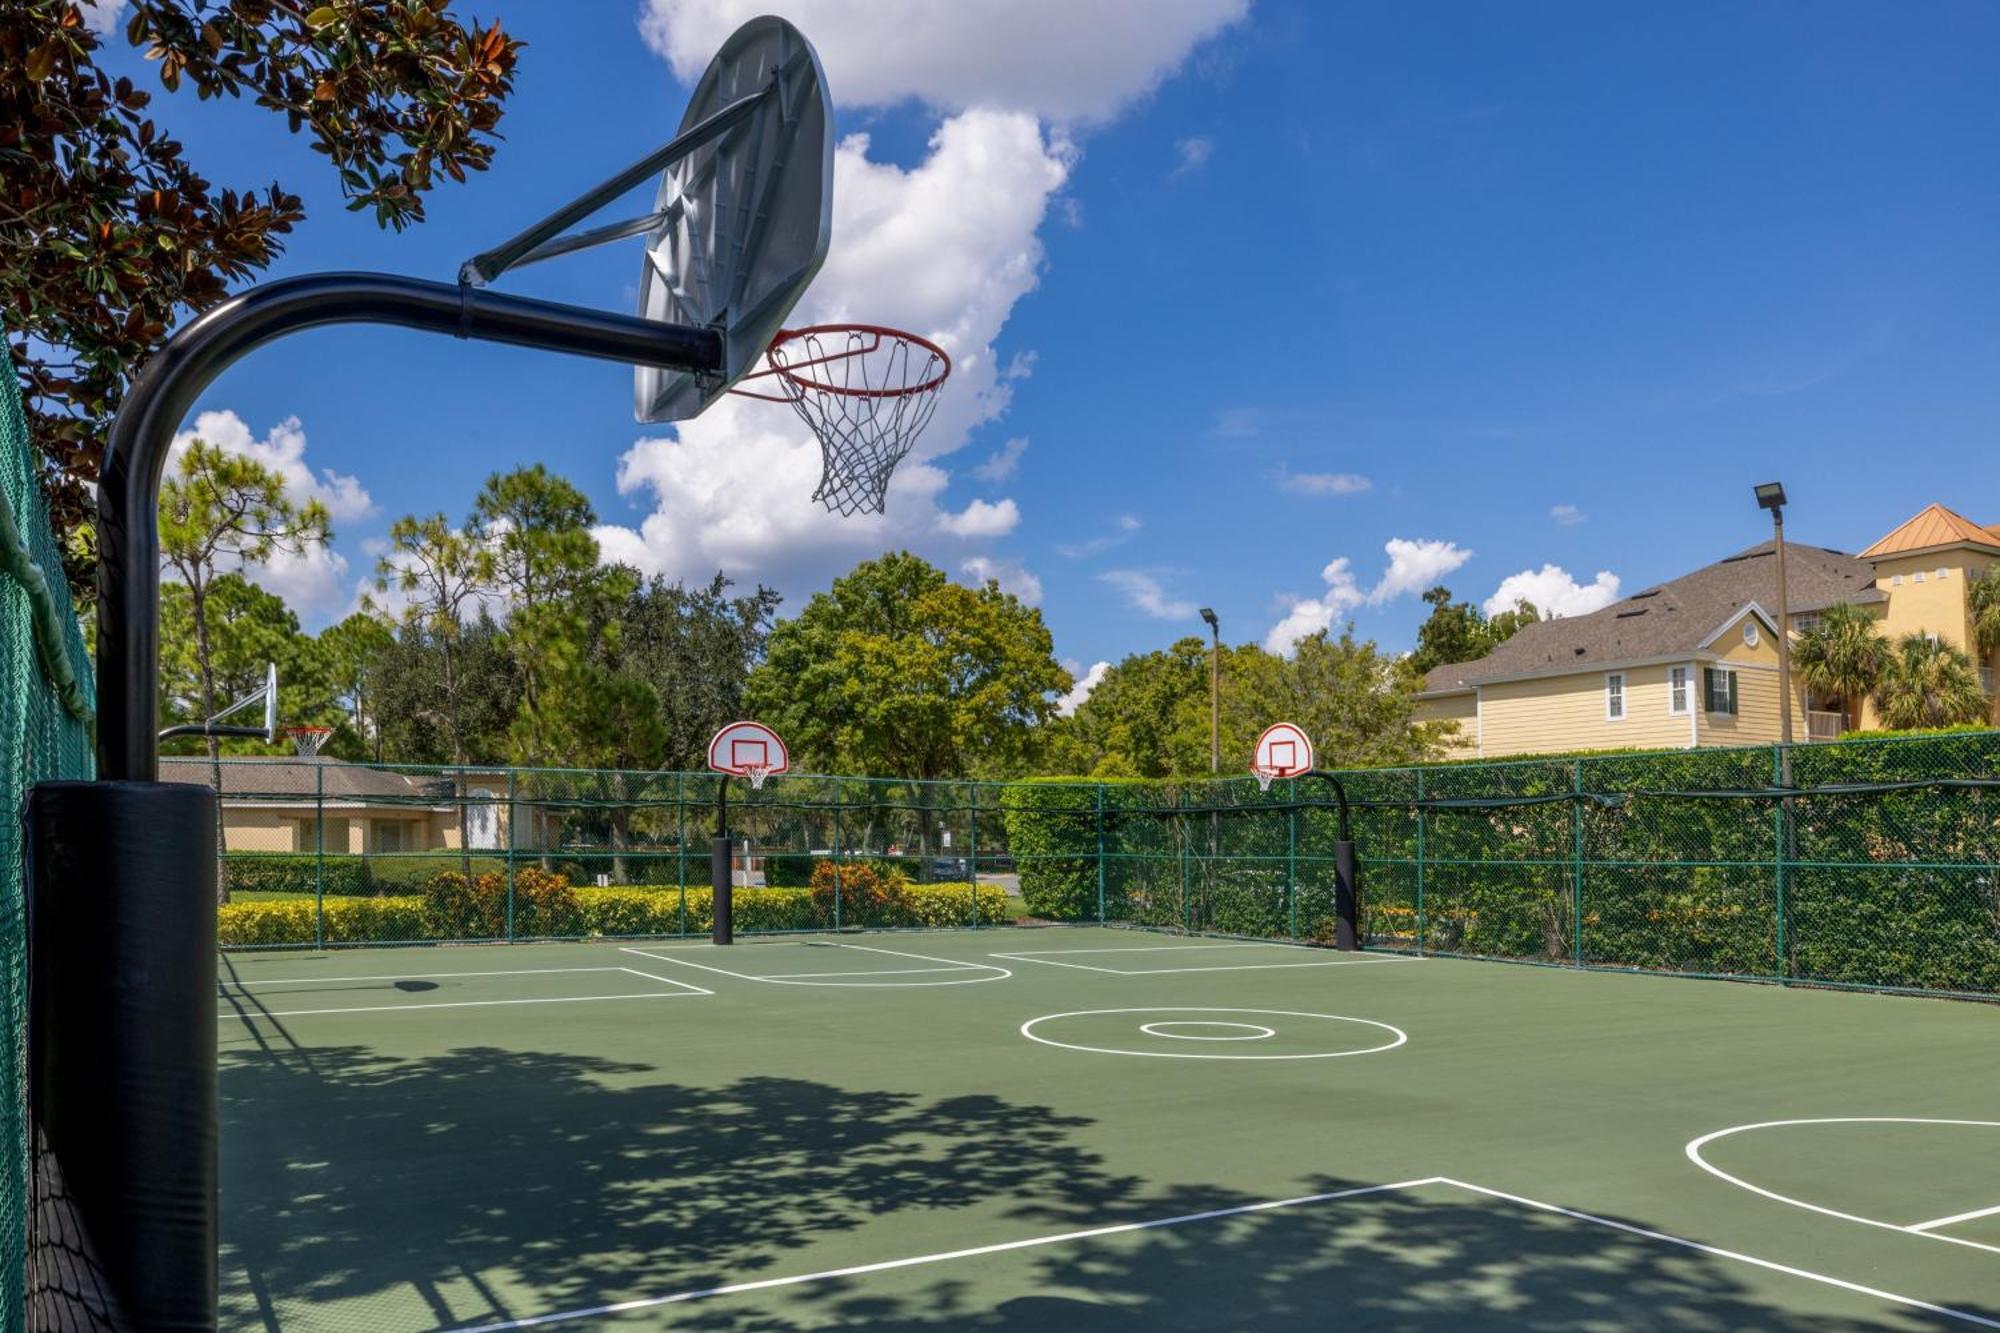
[1742,622,1759,648]
[1605,672,1627,721]
[1914,570,1926,583]
[1705,667,1738,715]
[1668,665,1691,716]
[1892,574,1903,586]
[1937,567,1949,579]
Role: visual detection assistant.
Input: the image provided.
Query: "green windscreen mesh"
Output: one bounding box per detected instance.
[0,360,97,1333]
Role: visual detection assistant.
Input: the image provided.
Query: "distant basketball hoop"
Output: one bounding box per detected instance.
[1251,721,1315,792]
[285,725,333,759]
[707,719,790,790]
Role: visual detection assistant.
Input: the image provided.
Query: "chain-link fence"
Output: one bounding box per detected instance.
[191,733,2000,1000]
[2,366,97,1332]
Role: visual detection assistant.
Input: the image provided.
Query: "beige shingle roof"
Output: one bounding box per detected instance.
[161,756,448,802]
[1423,541,1881,693]
[1858,503,2000,559]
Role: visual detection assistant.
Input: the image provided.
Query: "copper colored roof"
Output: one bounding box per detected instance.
[1858,504,2000,559]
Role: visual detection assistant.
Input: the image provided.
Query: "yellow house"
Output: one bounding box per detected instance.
[162,757,553,854]
[1417,503,2000,759]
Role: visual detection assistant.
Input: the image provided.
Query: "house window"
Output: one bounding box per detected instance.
[1937,568,1949,579]
[1914,571,1926,583]
[1605,673,1626,721]
[1668,666,1691,715]
[1892,574,1903,586]
[1794,612,1820,634]
[370,820,410,854]
[1704,667,1739,715]
[1742,622,1759,648]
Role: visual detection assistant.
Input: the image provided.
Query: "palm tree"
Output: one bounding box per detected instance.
[1871,632,1989,730]
[1791,602,1886,730]
[1969,566,2000,711]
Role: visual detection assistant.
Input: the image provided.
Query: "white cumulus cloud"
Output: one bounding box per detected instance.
[163,410,372,619]
[961,555,1042,605]
[76,0,126,34]
[1484,565,1621,619]
[1055,514,1141,559]
[169,410,373,522]
[1263,558,1365,654]
[1262,537,1475,655]
[1056,659,1111,717]
[640,0,1249,123]
[1102,570,1197,621]
[1279,469,1372,497]
[1372,537,1474,604]
[1550,503,1586,526]
[938,498,1021,538]
[973,436,1029,482]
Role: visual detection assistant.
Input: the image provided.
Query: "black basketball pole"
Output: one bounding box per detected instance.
[38,272,723,1331]
[1303,770,1362,951]
[712,776,735,945]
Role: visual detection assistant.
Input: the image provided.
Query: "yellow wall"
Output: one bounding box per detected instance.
[1693,664,1806,747]
[219,804,460,854]
[1477,663,1698,757]
[1873,553,1974,652]
[1414,692,1479,757]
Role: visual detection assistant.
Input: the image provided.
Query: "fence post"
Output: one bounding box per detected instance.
[833,781,844,932]
[504,770,518,943]
[1571,758,1584,967]
[1286,778,1298,941]
[1168,784,1184,928]
[1095,783,1107,924]
[676,772,687,938]
[314,759,326,951]
[1414,768,1426,956]
[968,782,980,929]
[1772,743,1788,984]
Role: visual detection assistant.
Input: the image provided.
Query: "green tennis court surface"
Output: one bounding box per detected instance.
[217,928,2000,1330]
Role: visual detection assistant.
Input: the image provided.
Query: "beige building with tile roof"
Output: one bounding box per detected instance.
[1416,504,2000,758]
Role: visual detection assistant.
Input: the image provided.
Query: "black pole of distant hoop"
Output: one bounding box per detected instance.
[712,777,734,945]
[1302,770,1361,951]
[39,272,722,1331]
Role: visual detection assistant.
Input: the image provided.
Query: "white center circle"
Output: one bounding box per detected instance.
[1020,1007,1407,1061]
[1138,1021,1275,1042]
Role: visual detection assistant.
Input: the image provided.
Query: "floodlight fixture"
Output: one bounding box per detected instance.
[1754,482,1787,512]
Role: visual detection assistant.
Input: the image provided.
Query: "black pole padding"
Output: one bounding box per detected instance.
[1333,839,1361,952]
[27,780,218,1331]
[711,836,735,946]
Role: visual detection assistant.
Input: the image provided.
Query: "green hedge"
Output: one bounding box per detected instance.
[219,882,1013,947]
[1000,778,1127,921]
[763,853,902,888]
[223,854,373,896]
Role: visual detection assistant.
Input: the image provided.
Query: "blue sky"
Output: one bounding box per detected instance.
[97,1,2000,695]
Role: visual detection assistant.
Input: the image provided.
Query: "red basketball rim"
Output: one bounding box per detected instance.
[732,323,952,400]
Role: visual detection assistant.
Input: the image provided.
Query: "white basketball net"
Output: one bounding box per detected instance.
[288,726,332,758]
[1252,766,1282,793]
[740,764,772,790]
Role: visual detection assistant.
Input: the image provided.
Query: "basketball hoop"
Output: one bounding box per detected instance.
[733,324,951,516]
[707,720,789,789]
[740,763,773,791]
[285,725,333,759]
[1251,722,1315,793]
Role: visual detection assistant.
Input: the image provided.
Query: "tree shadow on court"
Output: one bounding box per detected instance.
[221,1034,1997,1333]
[218,1037,1142,1332]
[681,1176,1996,1332]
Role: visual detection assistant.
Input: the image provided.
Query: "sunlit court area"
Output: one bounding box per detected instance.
[6,1,2000,1330]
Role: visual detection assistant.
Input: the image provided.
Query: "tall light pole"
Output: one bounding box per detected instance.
[1755,482,1794,753]
[1199,607,1220,773]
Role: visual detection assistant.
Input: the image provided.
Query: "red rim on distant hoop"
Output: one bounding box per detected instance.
[707,720,790,778]
[731,324,952,401]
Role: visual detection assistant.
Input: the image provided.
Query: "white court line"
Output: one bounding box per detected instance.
[614,967,714,994]
[764,966,974,980]
[1911,1203,2000,1234]
[1435,1178,2000,1329]
[1686,1118,2000,1258]
[441,1178,1439,1332]
[619,945,1012,988]
[219,992,708,1020]
[441,1175,2000,1332]
[994,942,1317,956]
[218,967,635,988]
[990,951,1416,976]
